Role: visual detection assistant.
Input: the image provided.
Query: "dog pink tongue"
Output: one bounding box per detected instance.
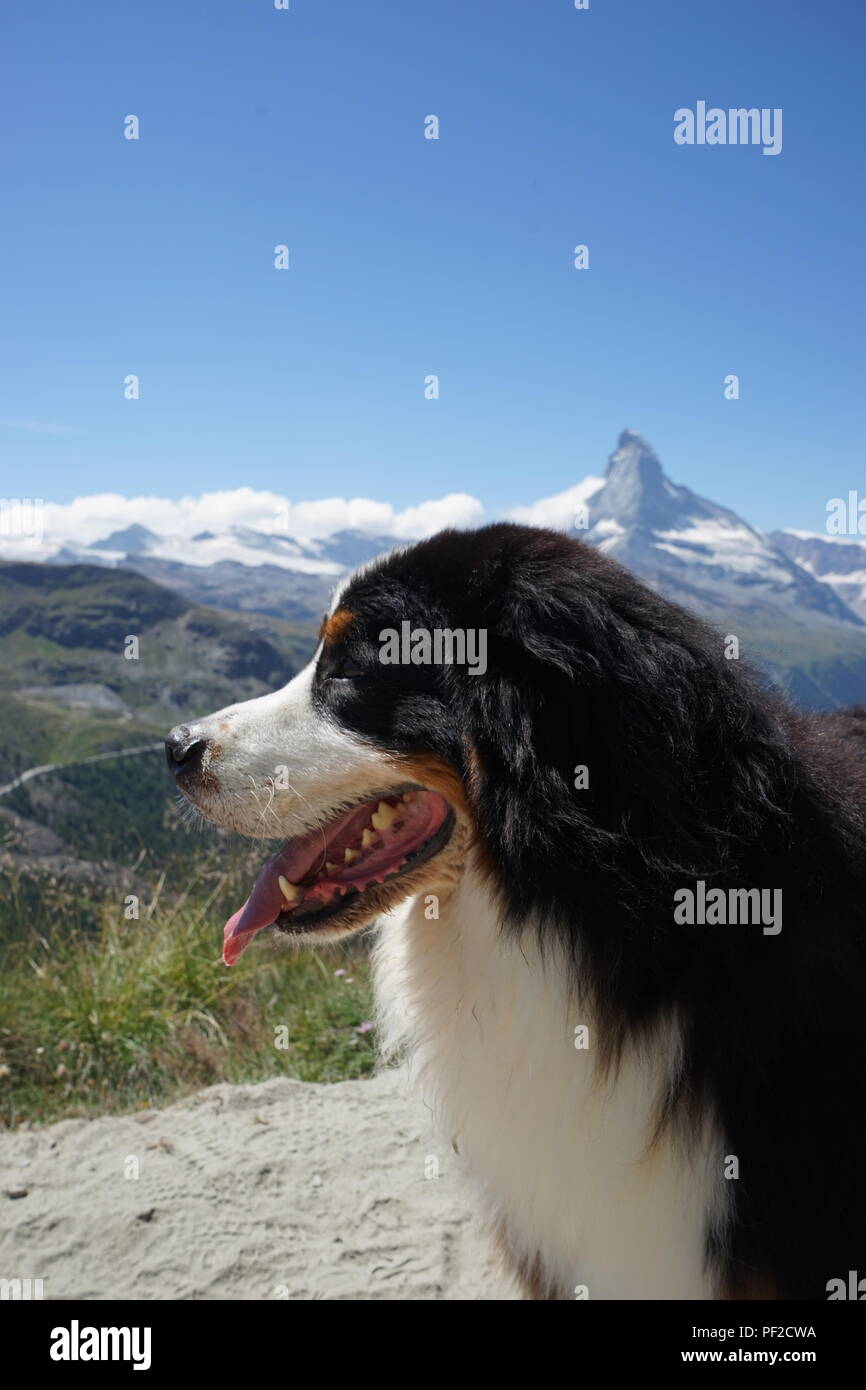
[223,903,267,966]
[223,842,311,966]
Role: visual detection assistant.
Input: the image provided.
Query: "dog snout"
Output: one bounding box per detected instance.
[165,723,208,780]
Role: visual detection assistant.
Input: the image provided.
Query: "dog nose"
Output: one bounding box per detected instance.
[165,724,207,778]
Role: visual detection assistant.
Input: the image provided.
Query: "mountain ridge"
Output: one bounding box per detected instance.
[2,431,865,709]
[772,529,866,623]
[575,430,860,629]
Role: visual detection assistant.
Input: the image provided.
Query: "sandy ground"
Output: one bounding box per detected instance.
[0,1068,518,1300]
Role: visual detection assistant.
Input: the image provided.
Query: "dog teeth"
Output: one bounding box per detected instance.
[278,876,301,903]
[371,801,397,830]
[361,828,378,848]
[344,847,359,864]
[325,861,338,875]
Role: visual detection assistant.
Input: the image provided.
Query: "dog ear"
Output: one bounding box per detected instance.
[456,538,794,922]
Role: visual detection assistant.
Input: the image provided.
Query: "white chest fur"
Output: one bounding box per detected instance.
[373,867,726,1299]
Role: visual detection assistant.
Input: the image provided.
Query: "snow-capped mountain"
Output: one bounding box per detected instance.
[505,431,866,708]
[512,430,860,629]
[40,524,401,620]
[3,431,866,706]
[772,530,866,623]
[71,521,393,577]
[5,433,860,633]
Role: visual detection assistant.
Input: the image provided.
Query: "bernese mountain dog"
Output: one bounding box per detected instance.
[166,522,866,1301]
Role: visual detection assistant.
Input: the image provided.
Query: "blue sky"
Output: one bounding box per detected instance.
[1,0,864,534]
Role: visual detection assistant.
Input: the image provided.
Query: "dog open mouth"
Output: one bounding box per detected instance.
[222,787,454,964]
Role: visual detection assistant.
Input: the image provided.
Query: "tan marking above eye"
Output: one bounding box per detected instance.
[319,607,356,645]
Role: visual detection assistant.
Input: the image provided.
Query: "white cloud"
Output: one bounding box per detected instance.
[385,493,485,538]
[0,486,486,562]
[506,476,604,532]
[0,472,620,568]
[271,491,484,541]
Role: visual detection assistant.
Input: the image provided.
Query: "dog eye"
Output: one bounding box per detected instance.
[330,661,367,681]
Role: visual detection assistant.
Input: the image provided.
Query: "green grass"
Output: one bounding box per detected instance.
[0,863,377,1128]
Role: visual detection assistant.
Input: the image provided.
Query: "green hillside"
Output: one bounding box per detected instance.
[716,612,866,712]
[0,561,316,780]
[0,564,376,1127]
[0,560,317,894]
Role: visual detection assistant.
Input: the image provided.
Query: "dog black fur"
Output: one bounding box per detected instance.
[316,522,866,1299]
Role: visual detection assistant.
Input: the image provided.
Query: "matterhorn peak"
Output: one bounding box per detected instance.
[608,429,664,476]
[616,427,651,449]
[593,429,670,530]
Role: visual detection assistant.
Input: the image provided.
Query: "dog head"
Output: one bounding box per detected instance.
[166,522,781,967]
